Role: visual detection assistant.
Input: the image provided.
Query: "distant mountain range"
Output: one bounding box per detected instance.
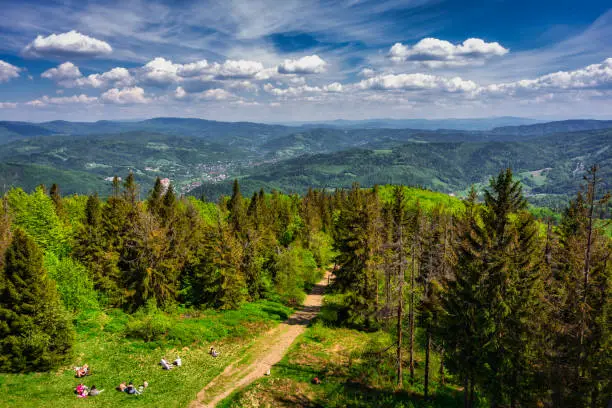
[0,117,610,206]
[278,116,543,131]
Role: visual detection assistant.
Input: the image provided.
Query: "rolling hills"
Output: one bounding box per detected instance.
[0,118,610,205]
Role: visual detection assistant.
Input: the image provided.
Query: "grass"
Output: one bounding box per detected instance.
[0,300,293,408]
[219,315,465,407]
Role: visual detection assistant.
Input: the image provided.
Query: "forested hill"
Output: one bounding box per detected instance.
[2,117,612,143]
[279,116,542,130]
[0,118,610,205]
[0,117,297,145]
[491,119,612,136]
[201,128,612,206]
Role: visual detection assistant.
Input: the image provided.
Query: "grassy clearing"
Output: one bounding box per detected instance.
[219,320,464,408]
[0,301,292,408]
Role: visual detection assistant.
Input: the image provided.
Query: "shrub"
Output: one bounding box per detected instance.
[125,300,171,342]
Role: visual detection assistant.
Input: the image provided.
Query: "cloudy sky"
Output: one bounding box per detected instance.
[0,0,611,122]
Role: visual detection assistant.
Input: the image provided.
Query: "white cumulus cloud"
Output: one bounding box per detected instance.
[41,62,82,82]
[197,88,235,100]
[323,82,343,93]
[141,57,182,86]
[209,60,264,79]
[481,57,612,95]
[177,60,210,77]
[76,67,135,88]
[23,31,112,58]
[26,94,97,107]
[264,83,322,97]
[359,68,376,78]
[101,87,149,104]
[389,38,508,67]
[277,55,327,74]
[0,60,21,83]
[0,102,18,109]
[174,86,235,101]
[142,58,266,85]
[42,63,134,89]
[357,73,478,93]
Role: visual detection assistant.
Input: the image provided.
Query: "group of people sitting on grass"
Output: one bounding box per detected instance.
[74,364,90,378]
[74,383,103,398]
[72,363,146,398]
[160,356,182,370]
[117,381,149,395]
[72,348,219,398]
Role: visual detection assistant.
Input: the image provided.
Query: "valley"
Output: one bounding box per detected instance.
[0,118,610,207]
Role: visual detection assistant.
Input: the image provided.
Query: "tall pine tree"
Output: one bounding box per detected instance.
[0,229,74,372]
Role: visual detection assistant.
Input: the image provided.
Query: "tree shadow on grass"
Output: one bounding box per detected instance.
[261,307,291,320]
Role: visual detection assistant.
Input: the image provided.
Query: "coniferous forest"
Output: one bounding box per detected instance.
[0,166,609,408]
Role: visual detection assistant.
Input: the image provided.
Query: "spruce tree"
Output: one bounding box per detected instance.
[0,229,74,372]
[333,184,381,326]
[147,177,163,215]
[227,179,246,234]
[0,197,11,272]
[74,193,122,302]
[388,185,409,387]
[123,171,138,207]
[49,183,64,218]
[549,166,611,407]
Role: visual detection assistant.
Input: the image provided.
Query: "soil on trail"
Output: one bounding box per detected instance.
[190,272,331,408]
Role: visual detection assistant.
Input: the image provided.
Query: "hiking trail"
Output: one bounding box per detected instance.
[190,271,331,408]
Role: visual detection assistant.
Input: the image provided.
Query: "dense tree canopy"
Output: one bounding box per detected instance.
[0,167,608,408]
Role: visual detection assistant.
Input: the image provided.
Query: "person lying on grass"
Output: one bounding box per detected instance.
[173,356,182,367]
[209,347,220,357]
[125,382,140,395]
[160,357,172,370]
[89,385,104,396]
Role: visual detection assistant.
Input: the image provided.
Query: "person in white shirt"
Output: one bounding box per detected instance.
[160,357,172,370]
[173,356,182,367]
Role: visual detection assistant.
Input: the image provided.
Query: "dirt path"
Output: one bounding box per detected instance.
[190,272,331,408]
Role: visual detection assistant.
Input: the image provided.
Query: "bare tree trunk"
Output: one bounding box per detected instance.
[397,281,403,388]
[463,375,470,408]
[385,265,391,319]
[580,166,597,377]
[397,222,405,388]
[439,350,445,385]
[424,328,431,398]
[469,379,475,408]
[409,240,416,379]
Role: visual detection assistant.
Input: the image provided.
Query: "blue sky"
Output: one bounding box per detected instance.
[0,0,611,122]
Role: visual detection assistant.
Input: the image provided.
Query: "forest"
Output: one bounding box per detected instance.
[0,165,609,407]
